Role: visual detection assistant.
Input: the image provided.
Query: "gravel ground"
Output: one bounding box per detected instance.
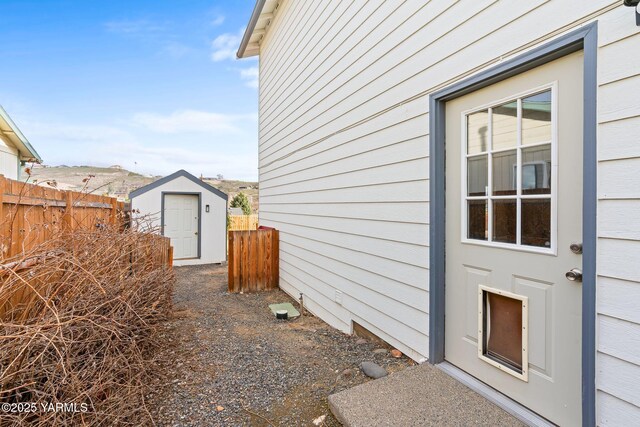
[147,264,413,426]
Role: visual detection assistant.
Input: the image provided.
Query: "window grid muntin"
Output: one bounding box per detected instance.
[463,86,555,251]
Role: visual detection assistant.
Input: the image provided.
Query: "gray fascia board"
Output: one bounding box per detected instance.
[237,0,267,59]
[129,169,229,201]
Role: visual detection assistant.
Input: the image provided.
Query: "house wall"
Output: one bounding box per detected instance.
[0,137,19,180]
[130,175,227,266]
[256,0,640,421]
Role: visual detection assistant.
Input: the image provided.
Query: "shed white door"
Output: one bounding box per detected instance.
[164,194,199,259]
[444,52,583,425]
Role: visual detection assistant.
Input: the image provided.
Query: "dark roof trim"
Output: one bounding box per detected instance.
[129,169,228,200]
[237,0,267,58]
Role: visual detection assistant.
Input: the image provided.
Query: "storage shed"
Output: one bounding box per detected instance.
[129,170,227,266]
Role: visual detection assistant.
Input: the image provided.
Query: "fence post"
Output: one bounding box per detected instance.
[0,176,4,261]
[110,198,118,227]
[228,231,235,292]
[0,175,4,222]
[63,191,74,231]
[272,229,279,289]
[0,175,4,225]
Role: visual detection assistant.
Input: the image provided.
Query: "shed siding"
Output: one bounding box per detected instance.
[256,0,640,416]
[130,175,227,266]
[0,139,19,180]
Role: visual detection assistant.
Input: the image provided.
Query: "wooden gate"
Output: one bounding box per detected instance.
[228,228,278,293]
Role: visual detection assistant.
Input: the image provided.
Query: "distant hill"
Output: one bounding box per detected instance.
[26,165,259,210]
[26,164,157,199]
[202,179,259,213]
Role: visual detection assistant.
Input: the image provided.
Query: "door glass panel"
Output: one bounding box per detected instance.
[492,101,518,151]
[493,199,516,244]
[522,145,551,195]
[468,155,488,196]
[521,199,551,247]
[467,110,489,154]
[464,87,554,249]
[468,200,488,240]
[522,91,551,145]
[492,150,517,196]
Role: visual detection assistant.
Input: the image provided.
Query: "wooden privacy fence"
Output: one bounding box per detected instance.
[228,228,279,293]
[136,233,174,269]
[228,214,259,231]
[0,232,173,320]
[0,176,127,260]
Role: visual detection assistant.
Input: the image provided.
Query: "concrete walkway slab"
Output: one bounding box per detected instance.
[328,363,526,426]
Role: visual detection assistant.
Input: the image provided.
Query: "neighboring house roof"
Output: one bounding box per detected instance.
[237,0,279,58]
[0,105,42,163]
[129,169,229,200]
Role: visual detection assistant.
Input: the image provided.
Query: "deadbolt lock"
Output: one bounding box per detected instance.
[566,268,583,282]
[570,243,583,254]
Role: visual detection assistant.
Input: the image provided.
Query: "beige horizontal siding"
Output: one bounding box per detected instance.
[260,202,429,224]
[598,200,640,240]
[259,0,616,167]
[597,391,640,426]
[262,215,429,259]
[598,116,640,161]
[257,5,639,423]
[596,6,640,422]
[598,33,640,84]
[597,276,640,325]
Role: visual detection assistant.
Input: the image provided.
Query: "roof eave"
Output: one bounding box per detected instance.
[0,106,43,163]
[129,169,229,201]
[237,0,267,59]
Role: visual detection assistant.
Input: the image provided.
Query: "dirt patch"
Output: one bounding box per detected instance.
[147,264,413,426]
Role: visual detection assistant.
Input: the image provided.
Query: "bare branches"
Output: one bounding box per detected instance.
[0,226,174,426]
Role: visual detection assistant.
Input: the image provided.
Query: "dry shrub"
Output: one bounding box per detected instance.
[0,226,174,426]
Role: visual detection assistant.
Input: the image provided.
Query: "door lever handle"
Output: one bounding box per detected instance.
[566,268,582,283]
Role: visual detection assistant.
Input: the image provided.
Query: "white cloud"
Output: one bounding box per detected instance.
[211,29,244,61]
[239,66,259,88]
[211,15,225,27]
[20,118,258,180]
[97,141,258,180]
[104,19,165,35]
[25,121,134,143]
[163,41,193,58]
[211,28,261,89]
[132,110,256,134]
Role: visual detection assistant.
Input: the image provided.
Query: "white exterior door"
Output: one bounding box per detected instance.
[444,52,583,425]
[164,194,199,259]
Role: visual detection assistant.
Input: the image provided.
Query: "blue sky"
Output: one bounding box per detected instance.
[0,0,259,180]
